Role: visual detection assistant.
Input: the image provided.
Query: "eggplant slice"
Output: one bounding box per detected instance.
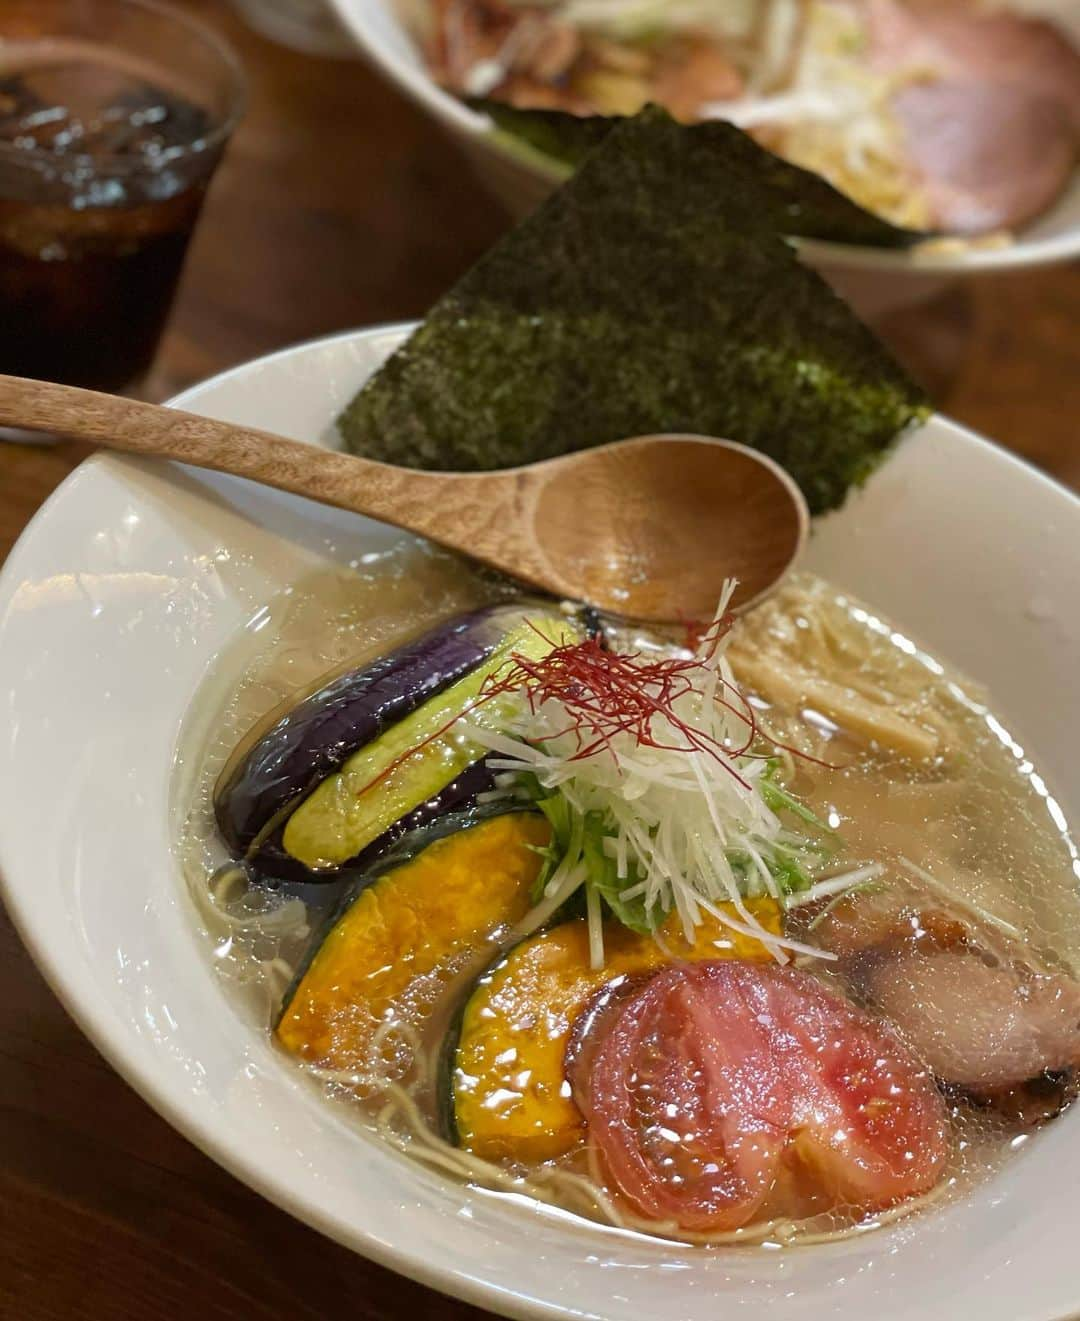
[215,601,583,883]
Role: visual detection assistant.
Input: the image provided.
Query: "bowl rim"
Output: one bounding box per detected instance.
[325,0,1080,274]
[0,328,569,1320]
[2,322,1080,1321]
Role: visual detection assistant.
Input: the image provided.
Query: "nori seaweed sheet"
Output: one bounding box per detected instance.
[339,106,929,514]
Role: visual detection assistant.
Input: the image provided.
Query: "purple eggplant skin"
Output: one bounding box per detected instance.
[246,757,498,887]
[214,603,534,856]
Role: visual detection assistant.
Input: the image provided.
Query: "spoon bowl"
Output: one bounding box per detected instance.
[0,374,808,621]
[525,434,808,617]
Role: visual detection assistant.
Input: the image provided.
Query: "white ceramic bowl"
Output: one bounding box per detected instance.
[2,324,1080,1321]
[327,0,1080,312]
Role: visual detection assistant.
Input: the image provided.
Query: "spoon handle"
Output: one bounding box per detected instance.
[0,373,463,531]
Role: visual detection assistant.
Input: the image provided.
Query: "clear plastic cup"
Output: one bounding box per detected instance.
[0,0,244,392]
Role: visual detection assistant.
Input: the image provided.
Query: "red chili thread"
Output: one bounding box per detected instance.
[351,628,833,801]
[678,613,709,653]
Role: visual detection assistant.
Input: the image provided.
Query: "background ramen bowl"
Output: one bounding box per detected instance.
[1,325,1079,1320]
[326,0,1080,315]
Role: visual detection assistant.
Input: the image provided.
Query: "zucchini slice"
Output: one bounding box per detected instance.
[276,809,549,1072]
[451,901,782,1162]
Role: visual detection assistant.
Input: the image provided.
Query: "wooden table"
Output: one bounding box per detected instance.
[1,5,1078,1318]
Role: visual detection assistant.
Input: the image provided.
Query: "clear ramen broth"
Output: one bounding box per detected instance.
[174,548,1080,1247]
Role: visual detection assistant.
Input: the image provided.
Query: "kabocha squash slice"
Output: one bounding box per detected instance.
[276,808,550,1074]
[450,900,783,1162]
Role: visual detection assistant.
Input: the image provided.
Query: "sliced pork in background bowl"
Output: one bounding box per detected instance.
[329,0,1080,312]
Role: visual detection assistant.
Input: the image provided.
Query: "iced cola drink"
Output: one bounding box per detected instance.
[0,2,242,391]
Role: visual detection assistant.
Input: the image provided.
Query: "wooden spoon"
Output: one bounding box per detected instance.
[0,375,808,621]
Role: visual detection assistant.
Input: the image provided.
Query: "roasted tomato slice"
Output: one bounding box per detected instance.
[583,962,791,1231]
[777,969,951,1208]
[582,961,949,1232]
